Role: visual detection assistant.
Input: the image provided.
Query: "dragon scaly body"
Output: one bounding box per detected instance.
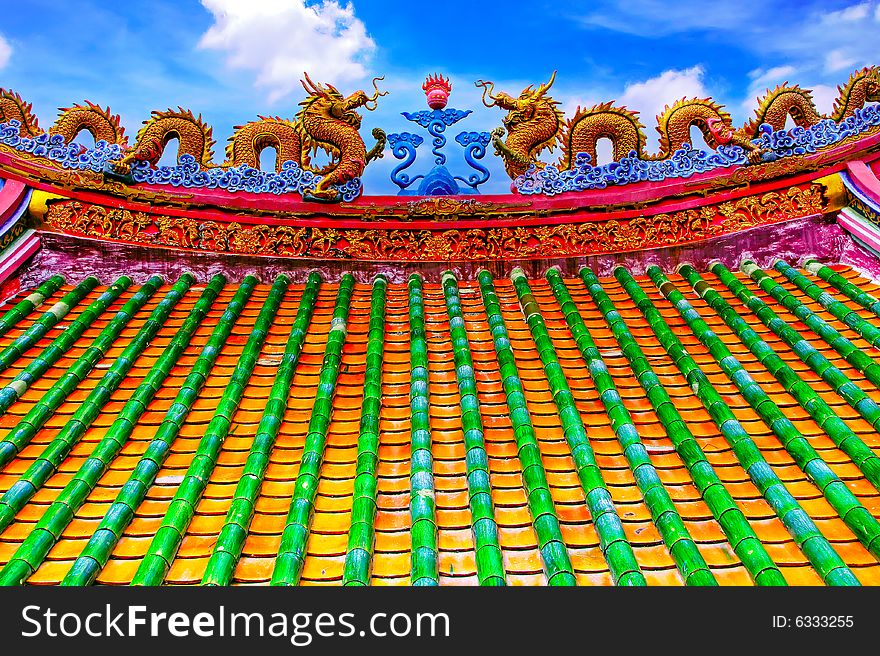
[0,89,41,137]
[561,98,768,166]
[112,108,214,172]
[224,116,303,171]
[50,102,127,147]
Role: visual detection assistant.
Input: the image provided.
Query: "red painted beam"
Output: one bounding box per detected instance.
[0,229,40,287]
[0,179,28,224]
[1,128,878,231]
[846,161,880,207]
[838,209,880,254]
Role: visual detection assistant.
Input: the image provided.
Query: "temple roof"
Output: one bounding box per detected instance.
[0,66,879,587]
[0,262,878,585]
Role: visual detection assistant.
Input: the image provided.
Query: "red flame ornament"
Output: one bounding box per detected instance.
[422,74,452,109]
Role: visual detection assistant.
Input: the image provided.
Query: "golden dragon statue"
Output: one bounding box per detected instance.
[0,90,222,169]
[475,72,563,179]
[741,66,880,135]
[3,80,388,201]
[107,75,389,200]
[478,66,880,178]
[111,111,307,172]
[4,66,876,191]
[295,73,388,201]
[1,90,127,145]
[561,97,768,167]
[110,110,312,173]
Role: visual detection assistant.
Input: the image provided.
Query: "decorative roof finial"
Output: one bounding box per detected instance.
[423,73,452,109]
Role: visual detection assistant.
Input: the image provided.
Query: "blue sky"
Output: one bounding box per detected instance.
[1,0,879,194]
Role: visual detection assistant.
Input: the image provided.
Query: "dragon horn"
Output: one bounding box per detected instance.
[535,70,557,97]
[475,79,498,107]
[301,72,325,97]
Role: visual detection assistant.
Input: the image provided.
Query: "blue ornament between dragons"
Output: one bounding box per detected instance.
[388,108,492,195]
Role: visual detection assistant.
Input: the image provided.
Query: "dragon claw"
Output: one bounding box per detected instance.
[102,161,134,184]
[302,189,342,203]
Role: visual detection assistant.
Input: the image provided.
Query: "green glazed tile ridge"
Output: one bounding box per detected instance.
[713,261,880,454]
[515,267,648,586]
[0,276,98,375]
[803,259,880,319]
[0,276,132,416]
[0,275,224,586]
[0,275,164,471]
[62,276,258,586]
[617,267,858,585]
[649,266,880,561]
[202,271,323,586]
[0,273,193,535]
[404,274,439,587]
[440,272,506,586]
[536,267,712,585]
[477,270,596,586]
[342,275,387,586]
[270,274,352,586]
[0,275,66,338]
[130,274,290,586]
[774,260,880,348]
[742,260,880,395]
[574,267,784,585]
[682,264,880,494]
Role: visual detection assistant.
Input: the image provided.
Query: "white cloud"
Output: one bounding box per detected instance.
[703,0,880,123]
[729,2,880,119]
[808,84,839,114]
[577,0,755,36]
[616,66,708,151]
[779,2,879,70]
[739,72,842,122]
[552,67,709,153]
[0,35,11,70]
[825,49,857,73]
[198,0,376,103]
[620,66,707,130]
[578,1,880,96]
[831,1,871,21]
[741,66,796,113]
[749,65,797,89]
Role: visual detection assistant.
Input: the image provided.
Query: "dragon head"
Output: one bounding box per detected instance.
[299,73,387,128]
[706,116,735,143]
[475,71,557,127]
